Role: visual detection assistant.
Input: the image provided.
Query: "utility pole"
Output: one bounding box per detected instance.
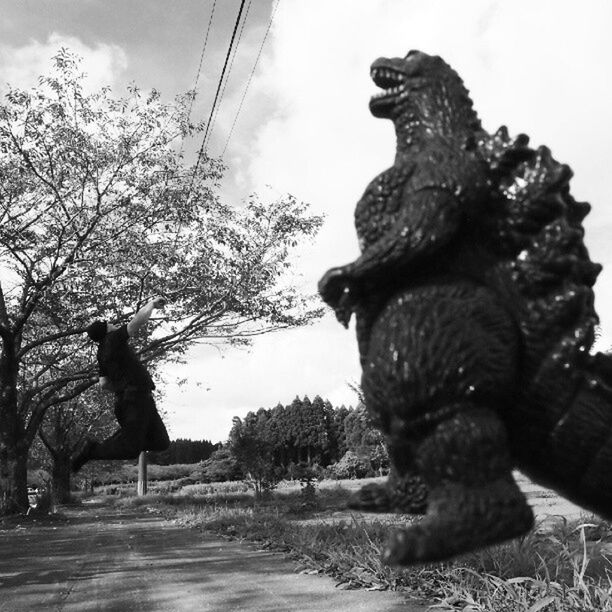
[137,451,148,495]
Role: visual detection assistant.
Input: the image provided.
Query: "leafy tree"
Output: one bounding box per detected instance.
[192,446,242,483]
[267,402,288,468]
[229,415,280,498]
[331,404,350,459]
[285,396,304,464]
[298,395,329,465]
[318,396,340,463]
[0,50,323,512]
[344,403,388,475]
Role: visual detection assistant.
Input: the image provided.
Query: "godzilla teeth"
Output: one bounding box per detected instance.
[372,86,404,99]
[371,67,405,99]
[371,68,404,82]
[371,68,405,86]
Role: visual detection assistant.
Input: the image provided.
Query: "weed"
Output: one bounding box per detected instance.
[118,481,612,610]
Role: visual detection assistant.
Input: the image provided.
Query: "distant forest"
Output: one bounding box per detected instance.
[153,395,388,484]
[150,438,220,465]
[66,395,388,489]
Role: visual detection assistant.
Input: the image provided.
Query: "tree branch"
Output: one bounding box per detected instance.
[17,326,89,359]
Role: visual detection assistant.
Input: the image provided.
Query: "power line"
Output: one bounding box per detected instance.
[207,0,252,148]
[221,0,280,158]
[175,1,217,246]
[192,0,247,179]
[187,0,217,124]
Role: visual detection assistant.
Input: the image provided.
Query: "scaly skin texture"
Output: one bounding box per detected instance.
[319,50,608,564]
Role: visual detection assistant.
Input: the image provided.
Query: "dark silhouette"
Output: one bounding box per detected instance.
[72,297,170,472]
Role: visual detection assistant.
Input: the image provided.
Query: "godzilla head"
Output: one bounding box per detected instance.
[369,50,481,133]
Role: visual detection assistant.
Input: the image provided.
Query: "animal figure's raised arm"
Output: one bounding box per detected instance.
[319,186,462,326]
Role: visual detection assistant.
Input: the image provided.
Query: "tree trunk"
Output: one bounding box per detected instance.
[51,452,72,505]
[0,335,29,514]
[0,443,28,513]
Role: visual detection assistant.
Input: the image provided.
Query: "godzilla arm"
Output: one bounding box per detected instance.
[349,187,461,279]
[319,187,462,325]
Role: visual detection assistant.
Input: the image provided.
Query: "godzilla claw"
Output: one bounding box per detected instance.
[318,267,356,327]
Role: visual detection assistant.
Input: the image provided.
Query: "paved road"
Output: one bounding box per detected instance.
[0,504,428,612]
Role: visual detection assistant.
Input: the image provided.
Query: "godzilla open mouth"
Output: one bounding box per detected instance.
[369,66,407,116]
[371,67,406,99]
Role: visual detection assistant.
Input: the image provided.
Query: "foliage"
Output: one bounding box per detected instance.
[343,403,389,475]
[0,49,323,511]
[149,438,219,465]
[222,396,390,483]
[294,463,320,510]
[229,396,341,471]
[189,446,243,483]
[75,461,223,492]
[37,387,117,503]
[229,414,282,498]
[330,450,371,480]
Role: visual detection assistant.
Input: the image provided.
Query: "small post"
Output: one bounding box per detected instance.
[137,451,148,496]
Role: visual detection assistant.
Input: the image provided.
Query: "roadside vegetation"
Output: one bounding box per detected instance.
[88,477,612,612]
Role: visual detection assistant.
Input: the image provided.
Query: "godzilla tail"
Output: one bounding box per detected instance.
[518,352,612,520]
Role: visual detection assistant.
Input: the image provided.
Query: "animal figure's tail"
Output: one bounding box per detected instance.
[515,351,612,520]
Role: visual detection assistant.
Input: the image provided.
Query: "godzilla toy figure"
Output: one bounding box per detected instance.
[319,50,609,565]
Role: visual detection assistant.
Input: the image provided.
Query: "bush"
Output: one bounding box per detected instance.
[192,448,243,483]
[330,451,370,479]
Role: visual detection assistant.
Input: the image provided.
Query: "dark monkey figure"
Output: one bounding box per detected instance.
[319,50,609,564]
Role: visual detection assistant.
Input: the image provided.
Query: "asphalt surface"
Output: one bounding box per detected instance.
[0,504,428,612]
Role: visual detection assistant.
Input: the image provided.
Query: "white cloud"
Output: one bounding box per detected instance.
[0,32,127,92]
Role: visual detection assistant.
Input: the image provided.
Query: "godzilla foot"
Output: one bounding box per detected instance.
[383,476,534,565]
[348,474,427,514]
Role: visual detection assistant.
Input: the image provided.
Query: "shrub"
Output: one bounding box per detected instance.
[330,451,370,479]
[193,448,243,483]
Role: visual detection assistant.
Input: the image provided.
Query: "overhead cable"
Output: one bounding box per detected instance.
[192,0,248,179]
[221,0,281,158]
[187,0,218,124]
[207,0,252,147]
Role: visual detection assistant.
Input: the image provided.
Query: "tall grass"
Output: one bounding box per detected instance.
[116,484,612,610]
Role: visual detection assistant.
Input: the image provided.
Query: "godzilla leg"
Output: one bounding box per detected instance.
[384,405,534,565]
[349,301,429,514]
[348,433,427,514]
[359,281,527,563]
[348,463,428,515]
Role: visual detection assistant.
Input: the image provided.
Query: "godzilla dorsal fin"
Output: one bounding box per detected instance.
[477,125,601,373]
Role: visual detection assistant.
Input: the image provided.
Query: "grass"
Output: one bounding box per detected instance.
[110,480,612,611]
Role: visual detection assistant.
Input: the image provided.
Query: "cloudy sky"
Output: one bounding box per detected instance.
[2,0,612,443]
